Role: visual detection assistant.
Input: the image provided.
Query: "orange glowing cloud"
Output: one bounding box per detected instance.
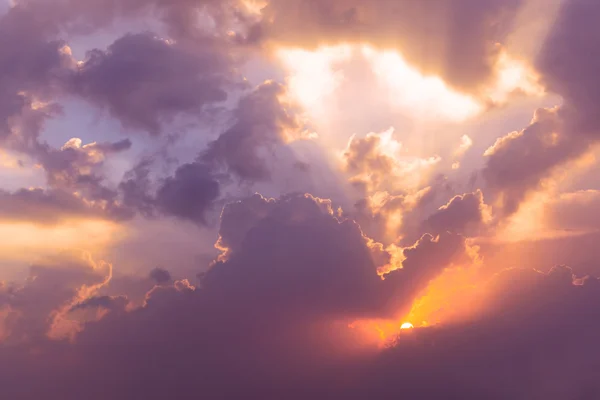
[403,265,487,328]
[342,127,441,193]
[348,318,415,347]
[0,219,125,266]
[47,252,114,341]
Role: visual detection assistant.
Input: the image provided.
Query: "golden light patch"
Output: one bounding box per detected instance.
[403,266,486,328]
[363,46,483,121]
[485,50,545,103]
[455,135,473,157]
[349,318,421,348]
[342,127,441,193]
[0,220,124,265]
[0,150,21,169]
[348,318,405,346]
[241,0,267,15]
[276,45,353,118]
[277,44,484,125]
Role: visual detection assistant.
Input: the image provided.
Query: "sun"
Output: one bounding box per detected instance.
[400,322,414,330]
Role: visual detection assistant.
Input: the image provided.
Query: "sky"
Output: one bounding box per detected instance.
[1,0,600,398]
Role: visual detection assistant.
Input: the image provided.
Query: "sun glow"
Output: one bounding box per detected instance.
[400,322,414,330]
[276,45,353,118]
[363,46,483,121]
[277,44,485,124]
[486,50,545,103]
[349,319,404,346]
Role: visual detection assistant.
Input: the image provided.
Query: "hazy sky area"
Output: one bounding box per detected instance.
[2,0,600,398]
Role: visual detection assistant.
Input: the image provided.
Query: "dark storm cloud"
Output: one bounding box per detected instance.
[255,0,523,92]
[71,32,239,135]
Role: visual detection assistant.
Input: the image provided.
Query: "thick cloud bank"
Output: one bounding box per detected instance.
[1,195,599,399]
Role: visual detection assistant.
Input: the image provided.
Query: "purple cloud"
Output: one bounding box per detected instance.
[71,32,239,135]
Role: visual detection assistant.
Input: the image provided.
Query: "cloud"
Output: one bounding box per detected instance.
[2,217,596,398]
[343,127,440,193]
[0,137,136,224]
[544,190,600,232]
[0,250,111,343]
[362,265,600,399]
[0,6,74,146]
[211,193,478,321]
[70,295,128,312]
[454,134,473,157]
[256,0,524,92]
[425,190,491,237]
[483,107,589,217]
[154,162,220,225]
[482,0,600,218]
[2,1,600,398]
[38,137,131,190]
[347,187,435,244]
[382,231,478,312]
[537,0,600,134]
[18,0,252,40]
[148,268,172,285]
[343,128,398,192]
[70,32,239,135]
[207,193,386,317]
[201,81,303,181]
[118,158,220,226]
[0,194,597,399]
[116,81,306,225]
[0,187,129,224]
